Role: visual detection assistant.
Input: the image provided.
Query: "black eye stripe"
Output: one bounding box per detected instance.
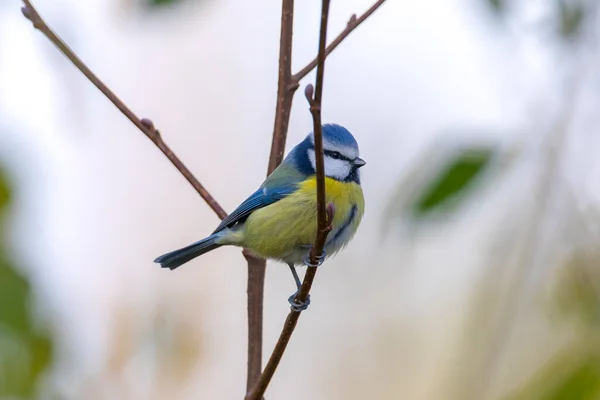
[324,149,351,161]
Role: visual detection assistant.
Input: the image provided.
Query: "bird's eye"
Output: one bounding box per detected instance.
[328,151,342,159]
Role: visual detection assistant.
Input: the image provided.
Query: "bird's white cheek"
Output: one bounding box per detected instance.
[307,149,316,171]
[308,150,351,180]
[324,158,351,181]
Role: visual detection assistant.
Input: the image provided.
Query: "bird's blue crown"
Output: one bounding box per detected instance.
[317,123,359,151]
[286,123,360,181]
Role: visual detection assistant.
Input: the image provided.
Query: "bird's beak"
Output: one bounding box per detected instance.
[353,157,366,168]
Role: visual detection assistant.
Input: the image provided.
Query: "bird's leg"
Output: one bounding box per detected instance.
[287,263,311,312]
[303,247,326,268]
[287,202,335,311]
[289,263,302,290]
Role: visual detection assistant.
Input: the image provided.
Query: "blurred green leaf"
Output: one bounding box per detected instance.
[551,251,600,328]
[548,359,600,400]
[0,167,54,398]
[507,344,600,400]
[558,0,585,39]
[510,248,600,400]
[487,0,505,14]
[0,258,31,335]
[147,0,186,7]
[0,171,9,211]
[410,147,494,218]
[0,170,29,336]
[29,334,53,378]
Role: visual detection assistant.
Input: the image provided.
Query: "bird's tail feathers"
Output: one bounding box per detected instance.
[154,233,222,270]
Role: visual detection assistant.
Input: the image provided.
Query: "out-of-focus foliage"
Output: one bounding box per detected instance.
[558,0,586,40]
[506,342,600,400]
[382,139,516,238]
[507,248,600,400]
[146,0,191,8]
[98,306,205,396]
[482,0,588,40]
[0,171,9,211]
[0,168,54,398]
[486,0,506,14]
[409,146,495,218]
[148,0,177,6]
[151,308,205,383]
[552,250,600,327]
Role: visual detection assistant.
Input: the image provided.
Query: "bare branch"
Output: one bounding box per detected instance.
[244,249,266,394]
[267,0,298,174]
[292,0,387,82]
[21,0,227,220]
[245,0,333,397]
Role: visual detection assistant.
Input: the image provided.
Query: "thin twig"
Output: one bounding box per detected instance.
[266,0,387,170]
[292,0,387,82]
[20,0,227,220]
[245,0,332,398]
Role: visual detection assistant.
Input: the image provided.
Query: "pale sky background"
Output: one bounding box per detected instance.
[1,0,599,399]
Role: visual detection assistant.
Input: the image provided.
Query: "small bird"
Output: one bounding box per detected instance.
[154,123,366,310]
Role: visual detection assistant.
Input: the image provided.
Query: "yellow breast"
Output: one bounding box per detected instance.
[236,177,365,263]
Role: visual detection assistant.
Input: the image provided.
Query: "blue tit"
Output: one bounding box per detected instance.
[154,123,366,310]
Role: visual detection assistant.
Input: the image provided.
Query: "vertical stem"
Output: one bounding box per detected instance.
[245,252,266,393]
[267,0,298,174]
[310,0,331,241]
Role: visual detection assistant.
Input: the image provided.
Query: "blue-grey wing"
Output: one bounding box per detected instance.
[212,185,296,233]
[213,157,309,233]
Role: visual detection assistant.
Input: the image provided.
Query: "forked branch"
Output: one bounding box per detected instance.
[293,0,387,82]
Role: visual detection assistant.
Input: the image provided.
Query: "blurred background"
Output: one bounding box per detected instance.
[2,0,600,399]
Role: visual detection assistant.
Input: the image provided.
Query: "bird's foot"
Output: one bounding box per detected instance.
[304,249,326,268]
[288,291,311,312]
